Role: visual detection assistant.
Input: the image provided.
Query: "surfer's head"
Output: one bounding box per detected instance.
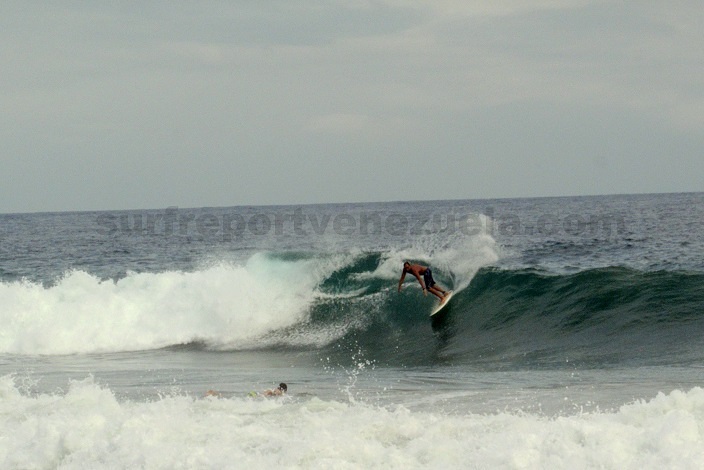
[403,261,411,270]
[278,383,287,393]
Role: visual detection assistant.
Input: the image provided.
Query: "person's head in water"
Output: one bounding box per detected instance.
[264,382,288,397]
[403,261,411,271]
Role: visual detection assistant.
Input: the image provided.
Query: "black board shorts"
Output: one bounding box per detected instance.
[423,268,435,289]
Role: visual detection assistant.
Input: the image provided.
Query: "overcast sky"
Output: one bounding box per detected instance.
[1,1,702,213]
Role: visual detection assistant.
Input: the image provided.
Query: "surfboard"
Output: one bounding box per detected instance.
[430,291,453,316]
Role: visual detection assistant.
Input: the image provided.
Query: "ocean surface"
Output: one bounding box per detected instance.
[1,193,703,469]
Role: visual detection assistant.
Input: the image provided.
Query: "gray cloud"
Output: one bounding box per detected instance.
[1,1,702,213]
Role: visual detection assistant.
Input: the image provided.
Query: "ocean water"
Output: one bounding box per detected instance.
[1,193,703,469]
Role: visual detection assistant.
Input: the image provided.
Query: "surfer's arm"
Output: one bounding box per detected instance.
[397,271,407,292]
[413,273,426,293]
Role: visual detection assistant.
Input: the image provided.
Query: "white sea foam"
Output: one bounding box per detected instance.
[0,253,345,355]
[1,376,703,469]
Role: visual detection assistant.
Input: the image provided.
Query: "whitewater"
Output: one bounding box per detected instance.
[1,194,703,469]
[2,375,703,469]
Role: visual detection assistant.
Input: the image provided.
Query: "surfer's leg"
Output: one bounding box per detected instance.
[432,284,448,296]
[425,269,448,295]
[428,287,445,300]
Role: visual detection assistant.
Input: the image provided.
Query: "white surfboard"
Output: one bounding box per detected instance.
[430,291,453,316]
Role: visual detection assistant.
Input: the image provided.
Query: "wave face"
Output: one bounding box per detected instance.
[304,262,704,369]
[3,240,703,369]
[434,267,704,368]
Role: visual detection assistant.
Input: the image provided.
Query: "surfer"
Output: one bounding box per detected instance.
[398,261,449,302]
[263,383,287,397]
[205,382,287,398]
